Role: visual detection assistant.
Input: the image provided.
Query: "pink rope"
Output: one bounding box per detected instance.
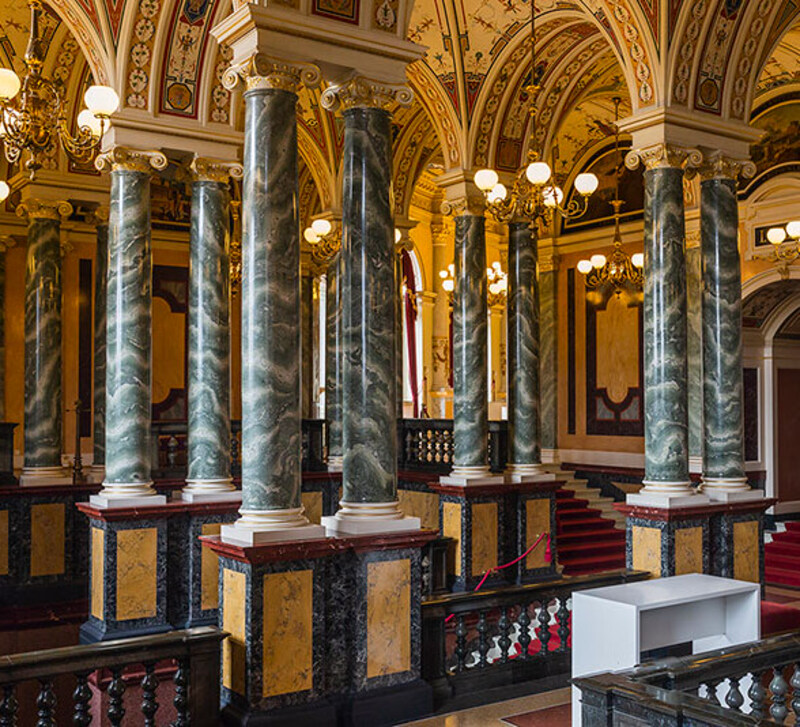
[444,533,551,623]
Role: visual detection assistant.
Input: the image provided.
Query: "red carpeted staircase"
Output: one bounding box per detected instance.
[765,522,800,588]
[555,486,626,576]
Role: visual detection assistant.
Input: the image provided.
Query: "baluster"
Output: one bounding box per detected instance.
[703,679,719,704]
[172,658,190,727]
[748,670,767,719]
[791,663,800,719]
[167,435,179,467]
[537,598,552,655]
[454,615,468,673]
[725,676,744,711]
[556,595,570,653]
[107,668,126,726]
[36,679,56,727]
[497,606,511,664]
[141,661,159,727]
[72,672,92,727]
[0,685,18,727]
[476,610,489,668]
[770,666,789,723]
[517,603,532,659]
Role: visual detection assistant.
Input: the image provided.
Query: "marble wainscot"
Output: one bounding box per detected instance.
[430,480,561,592]
[202,529,436,727]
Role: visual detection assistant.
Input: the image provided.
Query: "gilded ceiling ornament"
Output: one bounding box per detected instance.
[320,76,413,111]
[16,199,73,222]
[625,143,703,171]
[95,147,168,174]
[222,54,321,94]
[189,157,244,183]
[406,64,460,167]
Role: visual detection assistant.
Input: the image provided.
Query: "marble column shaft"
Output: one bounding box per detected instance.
[396,248,405,419]
[325,253,343,465]
[507,221,541,467]
[93,219,108,468]
[700,177,745,483]
[340,106,397,504]
[24,209,65,469]
[187,178,233,488]
[453,214,488,470]
[539,262,558,453]
[301,271,314,419]
[686,244,703,461]
[642,167,690,488]
[104,169,156,490]
[240,87,302,512]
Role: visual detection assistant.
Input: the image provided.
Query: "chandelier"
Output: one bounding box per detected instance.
[439,263,455,302]
[577,97,643,300]
[487,262,507,306]
[303,218,341,265]
[473,1,598,224]
[0,0,119,178]
[766,222,800,268]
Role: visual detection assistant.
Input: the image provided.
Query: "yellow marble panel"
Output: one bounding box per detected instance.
[262,570,313,697]
[441,502,462,576]
[152,296,185,407]
[734,520,759,583]
[675,527,703,576]
[91,527,104,620]
[0,510,7,576]
[596,294,640,403]
[632,525,661,577]
[30,503,65,577]
[398,489,440,530]
[367,559,410,678]
[200,523,222,611]
[116,528,157,621]
[471,503,498,577]
[222,568,246,695]
[302,491,323,525]
[525,499,551,570]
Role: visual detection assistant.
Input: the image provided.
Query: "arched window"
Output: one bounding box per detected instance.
[401,248,424,417]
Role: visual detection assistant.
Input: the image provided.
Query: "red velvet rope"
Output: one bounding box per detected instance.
[444,533,551,623]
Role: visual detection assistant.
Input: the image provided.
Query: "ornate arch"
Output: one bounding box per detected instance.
[46,0,113,84]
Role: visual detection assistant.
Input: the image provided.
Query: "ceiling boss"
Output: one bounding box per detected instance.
[0,0,119,182]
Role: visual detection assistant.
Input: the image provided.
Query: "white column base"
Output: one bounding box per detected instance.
[440,465,505,487]
[19,466,73,486]
[327,455,343,472]
[180,478,240,503]
[626,481,709,509]
[505,463,557,484]
[86,465,105,483]
[540,448,560,465]
[221,507,326,546]
[703,481,765,503]
[321,500,421,536]
[90,481,166,508]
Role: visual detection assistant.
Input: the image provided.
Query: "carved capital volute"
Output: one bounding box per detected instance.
[625,143,703,172]
[95,147,168,174]
[321,76,413,112]
[189,157,244,183]
[90,205,110,227]
[697,150,757,182]
[16,199,73,222]
[440,194,485,217]
[222,53,321,94]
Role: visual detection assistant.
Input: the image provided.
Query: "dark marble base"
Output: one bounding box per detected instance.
[78,618,172,644]
[343,678,433,727]
[709,500,772,591]
[221,698,337,726]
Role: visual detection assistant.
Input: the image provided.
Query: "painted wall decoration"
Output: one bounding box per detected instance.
[125,0,164,110]
[0,2,59,74]
[159,0,219,117]
[312,0,358,24]
[749,99,800,177]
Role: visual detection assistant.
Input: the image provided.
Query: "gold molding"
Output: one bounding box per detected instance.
[95,147,168,174]
[189,157,244,183]
[697,151,757,182]
[625,143,703,172]
[539,252,560,273]
[222,54,321,94]
[321,76,413,112]
[440,195,485,218]
[16,199,73,222]
[89,205,110,227]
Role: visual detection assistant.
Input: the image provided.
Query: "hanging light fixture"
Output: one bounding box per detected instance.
[766,222,800,267]
[303,218,341,265]
[0,0,118,178]
[438,263,455,303]
[474,0,598,224]
[577,97,643,300]
[486,261,508,306]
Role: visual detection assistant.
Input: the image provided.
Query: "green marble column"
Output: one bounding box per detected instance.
[506,220,548,480]
[700,166,754,498]
[539,255,558,461]
[183,160,242,502]
[320,81,419,534]
[325,252,343,470]
[686,243,703,467]
[90,209,108,482]
[634,160,697,503]
[301,269,315,420]
[395,246,405,420]
[20,200,71,484]
[92,148,167,506]
[0,239,7,422]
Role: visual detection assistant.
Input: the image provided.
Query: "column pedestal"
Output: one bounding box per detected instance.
[709,499,773,587]
[201,530,435,726]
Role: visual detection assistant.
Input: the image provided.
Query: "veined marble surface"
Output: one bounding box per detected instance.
[685,245,702,460]
[240,87,302,511]
[187,180,232,484]
[453,215,488,469]
[643,167,689,485]
[24,217,63,468]
[93,223,108,466]
[701,178,745,480]
[507,221,541,466]
[539,268,557,452]
[325,254,343,462]
[340,107,397,503]
[105,170,153,485]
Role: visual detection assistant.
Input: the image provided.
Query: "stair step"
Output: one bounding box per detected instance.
[559,540,626,556]
[771,530,800,545]
[784,522,800,534]
[557,507,603,521]
[558,528,626,543]
[561,554,627,575]
[557,497,590,511]
[765,542,800,558]
[766,565,800,589]
[556,518,616,533]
